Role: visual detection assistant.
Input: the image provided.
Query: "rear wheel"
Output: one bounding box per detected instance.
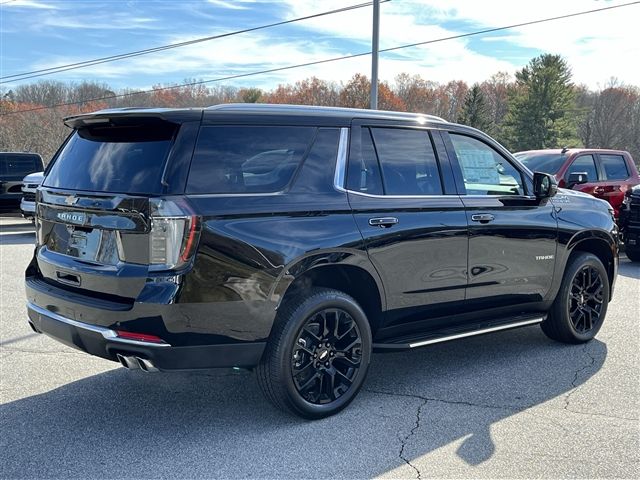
[256,288,372,419]
[541,252,609,344]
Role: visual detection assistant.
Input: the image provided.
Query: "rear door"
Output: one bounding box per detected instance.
[346,121,468,335]
[595,152,633,216]
[443,131,557,310]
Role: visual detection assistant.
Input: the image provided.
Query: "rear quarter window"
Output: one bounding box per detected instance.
[187,126,316,194]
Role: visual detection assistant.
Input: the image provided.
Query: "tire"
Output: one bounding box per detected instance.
[256,287,372,419]
[625,246,640,262]
[541,252,609,344]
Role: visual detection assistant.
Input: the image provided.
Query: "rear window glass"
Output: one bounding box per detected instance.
[600,154,629,180]
[187,126,316,194]
[516,153,566,174]
[0,155,42,176]
[43,124,176,194]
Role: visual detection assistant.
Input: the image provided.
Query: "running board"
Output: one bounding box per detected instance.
[373,316,545,351]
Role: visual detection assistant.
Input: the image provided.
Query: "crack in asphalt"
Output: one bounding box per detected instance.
[364,388,519,411]
[399,396,428,479]
[563,343,600,411]
[365,388,518,479]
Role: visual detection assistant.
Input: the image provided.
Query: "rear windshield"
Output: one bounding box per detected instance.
[43,123,176,194]
[187,126,316,194]
[516,153,566,174]
[0,154,43,176]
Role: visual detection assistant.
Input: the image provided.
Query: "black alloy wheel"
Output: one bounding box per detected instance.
[291,307,363,405]
[568,265,605,334]
[256,287,372,419]
[541,252,609,344]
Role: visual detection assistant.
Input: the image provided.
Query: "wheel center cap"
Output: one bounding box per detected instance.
[318,349,329,361]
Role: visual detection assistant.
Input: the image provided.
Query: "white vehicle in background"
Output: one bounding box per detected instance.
[20,171,44,221]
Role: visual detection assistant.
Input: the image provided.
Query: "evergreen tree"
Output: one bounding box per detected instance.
[504,54,575,150]
[457,84,490,130]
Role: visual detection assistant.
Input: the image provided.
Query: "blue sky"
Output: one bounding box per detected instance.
[1,0,639,92]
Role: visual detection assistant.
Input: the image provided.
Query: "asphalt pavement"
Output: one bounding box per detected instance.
[1,216,638,479]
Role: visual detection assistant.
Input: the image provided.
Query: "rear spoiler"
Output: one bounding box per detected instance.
[63,108,203,129]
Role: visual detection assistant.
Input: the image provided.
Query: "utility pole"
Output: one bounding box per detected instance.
[370,0,380,110]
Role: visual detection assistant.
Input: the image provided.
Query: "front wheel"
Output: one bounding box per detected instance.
[256,288,372,419]
[541,252,609,344]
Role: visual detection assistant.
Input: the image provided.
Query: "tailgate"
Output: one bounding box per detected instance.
[36,189,151,300]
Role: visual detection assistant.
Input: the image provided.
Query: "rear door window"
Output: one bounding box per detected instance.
[43,123,176,194]
[370,127,443,195]
[600,154,629,180]
[187,126,316,194]
[566,155,598,183]
[346,127,384,195]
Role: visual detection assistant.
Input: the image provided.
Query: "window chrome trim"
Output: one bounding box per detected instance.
[333,127,349,192]
[27,302,171,347]
[346,190,454,200]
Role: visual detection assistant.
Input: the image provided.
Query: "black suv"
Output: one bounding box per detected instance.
[26,104,618,418]
[0,152,44,212]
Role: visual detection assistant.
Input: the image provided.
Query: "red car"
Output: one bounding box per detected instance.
[515,148,640,218]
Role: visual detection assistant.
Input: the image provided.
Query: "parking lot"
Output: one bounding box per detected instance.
[1,215,638,479]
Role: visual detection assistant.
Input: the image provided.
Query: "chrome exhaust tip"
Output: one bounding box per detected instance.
[116,354,140,370]
[136,357,159,373]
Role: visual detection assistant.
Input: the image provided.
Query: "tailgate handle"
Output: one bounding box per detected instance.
[56,271,81,286]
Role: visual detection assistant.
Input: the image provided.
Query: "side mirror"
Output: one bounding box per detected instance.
[566,172,589,189]
[533,172,558,199]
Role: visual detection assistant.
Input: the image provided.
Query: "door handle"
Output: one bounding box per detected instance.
[368,217,399,228]
[471,214,495,223]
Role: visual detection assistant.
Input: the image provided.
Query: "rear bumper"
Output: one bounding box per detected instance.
[27,302,266,370]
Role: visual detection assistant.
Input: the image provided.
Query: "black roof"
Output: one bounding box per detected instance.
[64,103,447,128]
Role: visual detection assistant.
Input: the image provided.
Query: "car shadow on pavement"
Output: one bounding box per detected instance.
[618,258,640,279]
[0,326,606,479]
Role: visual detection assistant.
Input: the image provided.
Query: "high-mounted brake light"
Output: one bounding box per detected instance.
[149,198,201,271]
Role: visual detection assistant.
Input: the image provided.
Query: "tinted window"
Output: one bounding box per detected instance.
[516,153,566,174]
[566,155,598,183]
[43,124,176,194]
[346,127,383,195]
[450,133,524,195]
[370,128,442,195]
[600,154,629,180]
[187,126,316,194]
[0,155,42,176]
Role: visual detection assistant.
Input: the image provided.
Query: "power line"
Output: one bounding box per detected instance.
[0,1,388,83]
[2,0,639,116]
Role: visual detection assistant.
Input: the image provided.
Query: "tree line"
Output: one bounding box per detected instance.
[1,54,639,166]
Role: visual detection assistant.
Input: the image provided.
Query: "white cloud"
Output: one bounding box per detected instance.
[8,0,640,90]
[1,0,58,10]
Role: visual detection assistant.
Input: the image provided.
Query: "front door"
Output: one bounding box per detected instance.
[444,132,558,310]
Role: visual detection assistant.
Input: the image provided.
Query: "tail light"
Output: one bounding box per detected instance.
[149,198,201,271]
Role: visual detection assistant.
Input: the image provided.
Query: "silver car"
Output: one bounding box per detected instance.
[20,171,44,220]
